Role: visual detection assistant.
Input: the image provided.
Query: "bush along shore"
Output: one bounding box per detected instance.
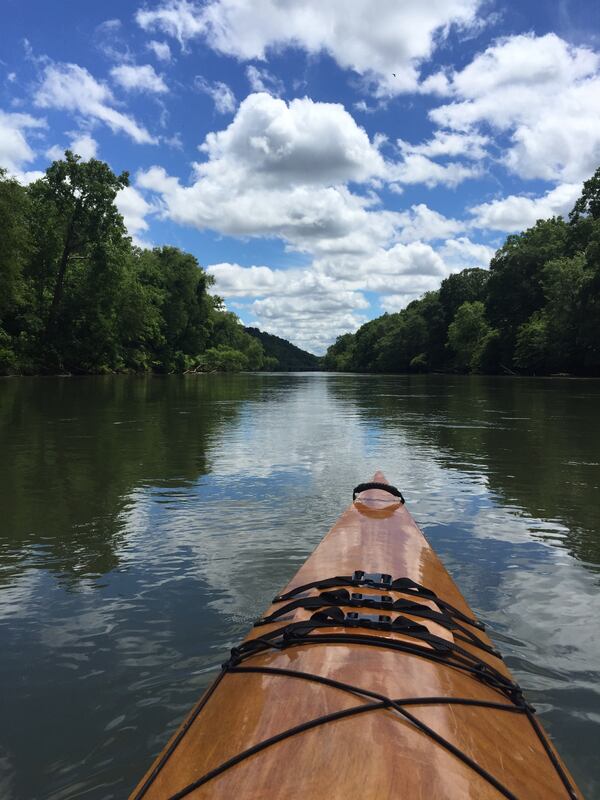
[0,152,318,376]
[324,167,600,376]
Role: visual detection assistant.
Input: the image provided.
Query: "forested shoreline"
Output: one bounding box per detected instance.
[324,168,600,376]
[2,153,600,377]
[0,152,299,376]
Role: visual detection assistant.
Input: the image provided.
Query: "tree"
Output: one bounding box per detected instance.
[196,345,249,372]
[485,217,569,365]
[351,315,391,372]
[447,301,491,372]
[0,170,30,321]
[575,219,600,372]
[514,313,549,373]
[439,268,489,325]
[541,255,586,371]
[33,152,129,334]
[411,291,446,370]
[569,165,600,223]
[0,171,31,373]
[135,246,215,371]
[375,307,428,372]
[322,333,355,371]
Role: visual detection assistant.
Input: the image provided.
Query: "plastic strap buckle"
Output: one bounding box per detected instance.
[351,591,393,606]
[352,570,392,587]
[346,612,392,627]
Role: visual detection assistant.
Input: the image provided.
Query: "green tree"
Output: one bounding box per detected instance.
[349,315,391,372]
[439,268,489,325]
[447,301,491,372]
[322,333,355,371]
[542,255,586,371]
[411,291,446,370]
[135,246,215,371]
[196,345,249,372]
[569,165,600,223]
[0,170,30,320]
[375,307,428,372]
[33,152,128,333]
[514,313,549,373]
[485,217,569,366]
[0,171,31,372]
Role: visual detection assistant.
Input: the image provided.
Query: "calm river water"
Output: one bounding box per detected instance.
[1,373,599,799]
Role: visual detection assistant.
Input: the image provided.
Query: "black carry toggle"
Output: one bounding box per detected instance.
[352,482,405,503]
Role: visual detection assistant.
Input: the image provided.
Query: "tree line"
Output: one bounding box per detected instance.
[0,152,274,375]
[3,152,599,377]
[324,167,600,376]
[244,327,321,370]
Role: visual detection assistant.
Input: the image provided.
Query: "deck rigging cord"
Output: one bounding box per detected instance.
[131,482,578,800]
[132,586,578,800]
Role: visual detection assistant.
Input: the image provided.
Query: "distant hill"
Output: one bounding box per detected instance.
[245,327,322,371]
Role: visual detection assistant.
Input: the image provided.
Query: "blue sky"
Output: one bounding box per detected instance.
[1,0,599,352]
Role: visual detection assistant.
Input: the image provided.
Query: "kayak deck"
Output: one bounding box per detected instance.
[131,473,581,800]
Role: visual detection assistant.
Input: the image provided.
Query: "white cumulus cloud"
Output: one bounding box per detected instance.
[147,40,172,61]
[246,65,284,97]
[430,33,600,183]
[393,153,482,188]
[206,228,493,351]
[131,88,499,349]
[136,0,483,95]
[136,93,396,255]
[438,236,494,270]
[396,204,465,243]
[110,63,168,93]
[46,132,98,162]
[35,63,156,144]
[116,185,154,246]
[0,109,46,174]
[398,130,489,161]
[194,76,236,113]
[470,183,582,232]
[208,261,369,352]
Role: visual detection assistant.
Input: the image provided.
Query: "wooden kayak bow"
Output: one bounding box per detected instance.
[130,472,582,800]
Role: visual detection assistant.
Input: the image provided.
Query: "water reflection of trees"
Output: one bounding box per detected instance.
[0,375,265,583]
[327,374,600,567]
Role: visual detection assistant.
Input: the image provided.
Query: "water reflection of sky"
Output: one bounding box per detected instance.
[1,374,599,799]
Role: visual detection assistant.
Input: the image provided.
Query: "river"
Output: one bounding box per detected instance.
[1,373,599,798]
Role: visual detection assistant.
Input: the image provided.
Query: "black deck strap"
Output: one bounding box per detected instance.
[352,481,405,502]
[274,572,484,631]
[228,619,521,702]
[255,590,500,658]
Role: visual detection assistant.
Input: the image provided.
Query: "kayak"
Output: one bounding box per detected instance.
[130,473,581,800]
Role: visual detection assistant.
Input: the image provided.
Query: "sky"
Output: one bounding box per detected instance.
[1,0,600,353]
